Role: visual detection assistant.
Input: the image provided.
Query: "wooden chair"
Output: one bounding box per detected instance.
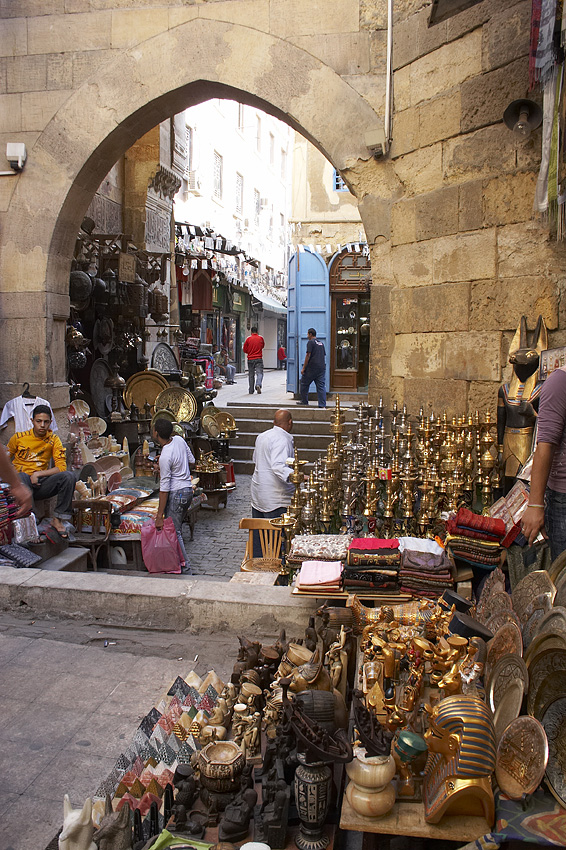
[70,499,113,571]
[239,518,283,572]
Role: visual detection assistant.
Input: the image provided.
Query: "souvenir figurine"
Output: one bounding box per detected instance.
[422,695,496,825]
[59,795,96,850]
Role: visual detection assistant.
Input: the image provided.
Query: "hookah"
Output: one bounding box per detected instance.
[478,410,497,515]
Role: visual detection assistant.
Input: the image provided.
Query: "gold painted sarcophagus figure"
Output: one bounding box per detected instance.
[423,695,496,826]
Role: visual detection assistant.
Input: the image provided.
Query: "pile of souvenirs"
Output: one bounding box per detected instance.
[57,567,566,849]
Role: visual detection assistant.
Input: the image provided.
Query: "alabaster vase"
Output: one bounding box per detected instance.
[345,746,396,818]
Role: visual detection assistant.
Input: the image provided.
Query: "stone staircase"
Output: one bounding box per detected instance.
[227,403,359,475]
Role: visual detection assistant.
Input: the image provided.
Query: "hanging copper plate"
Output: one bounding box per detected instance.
[496,716,548,800]
[124,370,169,413]
[154,387,197,423]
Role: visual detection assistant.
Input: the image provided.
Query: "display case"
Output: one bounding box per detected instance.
[329,249,371,392]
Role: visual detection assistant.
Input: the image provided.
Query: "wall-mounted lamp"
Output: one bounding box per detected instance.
[0,143,27,176]
[503,99,543,140]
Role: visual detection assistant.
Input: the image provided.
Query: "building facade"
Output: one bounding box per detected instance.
[0,0,562,422]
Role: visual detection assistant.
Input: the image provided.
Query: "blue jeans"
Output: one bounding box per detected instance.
[300,369,326,407]
[19,470,76,521]
[545,487,566,563]
[165,487,193,574]
[248,359,263,393]
[251,506,287,558]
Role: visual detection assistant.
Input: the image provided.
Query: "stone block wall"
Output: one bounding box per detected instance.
[356,0,566,417]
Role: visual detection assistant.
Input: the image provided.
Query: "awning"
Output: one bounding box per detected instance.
[253,293,287,314]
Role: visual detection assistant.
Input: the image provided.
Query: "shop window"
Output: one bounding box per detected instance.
[333,168,347,192]
[235,173,243,215]
[213,151,223,200]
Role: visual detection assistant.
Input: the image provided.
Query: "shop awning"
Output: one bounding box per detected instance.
[254,293,287,314]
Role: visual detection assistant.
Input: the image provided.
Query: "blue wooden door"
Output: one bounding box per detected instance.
[287,250,330,394]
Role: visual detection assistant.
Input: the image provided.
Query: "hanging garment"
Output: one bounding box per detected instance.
[0,396,58,433]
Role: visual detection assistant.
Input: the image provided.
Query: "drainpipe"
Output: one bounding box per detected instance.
[385,0,393,149]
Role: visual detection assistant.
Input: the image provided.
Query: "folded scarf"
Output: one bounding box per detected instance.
[446,508,506,542]
[290,534,352,562]
[401,550,453,573]
[296,560,343,588]
[349,537,400,550]
[347,552,401,567]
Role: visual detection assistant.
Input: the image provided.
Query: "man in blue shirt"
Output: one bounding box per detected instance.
[298,328,326,408]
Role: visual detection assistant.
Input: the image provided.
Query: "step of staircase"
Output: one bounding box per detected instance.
[229,404,357,475]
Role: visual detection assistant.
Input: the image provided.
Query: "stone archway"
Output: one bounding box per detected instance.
[0,17,382,408]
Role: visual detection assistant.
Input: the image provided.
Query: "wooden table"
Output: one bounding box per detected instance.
[340,796,491,844]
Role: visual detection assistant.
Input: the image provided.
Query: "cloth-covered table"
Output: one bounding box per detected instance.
[459,790,566,849]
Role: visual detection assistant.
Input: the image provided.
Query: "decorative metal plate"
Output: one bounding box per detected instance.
[493,679,527,741]
[202,414,221,439]
[151,342,180,375]
[488,653,528,714]
[151,408,177,431]
[541,697,566,809]
[548,550,566,585]
[496,716,548,800]
[485,622,523,683]
[154,387,197,423]
[89,358,113,417]
[486,608,522,634]
[525,631,566,670]
[124,370,169,413]
[478,590,513,627]
[531,670,566,721]
[527,647,566,717]
[522,593,554,651]
[553,579,566,610]
[512,570,556,624]
[536,606,566,638]
[476,567,507,623]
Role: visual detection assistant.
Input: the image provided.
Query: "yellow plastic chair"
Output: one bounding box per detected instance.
[239,518,283,572]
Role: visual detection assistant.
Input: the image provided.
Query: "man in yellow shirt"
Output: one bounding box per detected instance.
[7,405,75,536]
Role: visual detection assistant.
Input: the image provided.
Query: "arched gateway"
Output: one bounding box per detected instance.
[0,16,381,412]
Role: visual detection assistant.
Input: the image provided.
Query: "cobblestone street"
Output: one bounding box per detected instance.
[185,474,251,580]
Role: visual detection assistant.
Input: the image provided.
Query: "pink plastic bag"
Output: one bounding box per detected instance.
[140,518,182,574]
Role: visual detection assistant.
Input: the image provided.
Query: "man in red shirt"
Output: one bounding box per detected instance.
[243,326,265,394]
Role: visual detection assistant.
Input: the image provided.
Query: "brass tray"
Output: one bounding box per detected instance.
[553,577,566,609]
[525,630,566,669]
[478,590,512,627]
[214,411,237,433]
[154,387,197,423]
[202,413,221,439]
[124,370,169,413]
[151,408,177,431]
[531,670,566,721]
[522,593,554,651]
[541,696,566,809]
[512,570,556,624]
[496,716,548,800]
[548,549,566,585]
[487,653,528,714]
[536,606,566,638]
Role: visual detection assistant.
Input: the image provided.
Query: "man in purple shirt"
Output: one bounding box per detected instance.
[522,366,566,561]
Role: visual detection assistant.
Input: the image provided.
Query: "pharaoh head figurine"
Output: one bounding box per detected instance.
[422,695,496,826]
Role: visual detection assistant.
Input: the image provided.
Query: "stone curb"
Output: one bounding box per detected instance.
[0,567,318,633]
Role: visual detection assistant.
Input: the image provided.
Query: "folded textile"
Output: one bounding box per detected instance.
[290,534,352,562]
[347,552,401,567]
[349,537,400,550]
[401,550,453,573]
[446,508,506,542]
[296,584,343,594]
[296,560,343,588]
[400,569,452,582]
[397,537,445,555]
[344,579,399,590]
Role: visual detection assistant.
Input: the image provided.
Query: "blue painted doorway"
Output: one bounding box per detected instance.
[286,250,330,395]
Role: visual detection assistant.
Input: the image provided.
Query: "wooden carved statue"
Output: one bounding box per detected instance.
[422,695,496,826]
[497,315,547,492]
[93,796,132,850]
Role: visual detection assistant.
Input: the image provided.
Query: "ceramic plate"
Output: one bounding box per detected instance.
[68,399,90,419]
[93,456,122,476]
[78,463,98,483]
[496,716,548,800]
[487,653,528,714]
[107,472,122,492]
[86,416,107,436]
[541,697,566,809]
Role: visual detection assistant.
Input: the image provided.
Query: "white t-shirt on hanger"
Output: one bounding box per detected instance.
[0,396,58,433]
